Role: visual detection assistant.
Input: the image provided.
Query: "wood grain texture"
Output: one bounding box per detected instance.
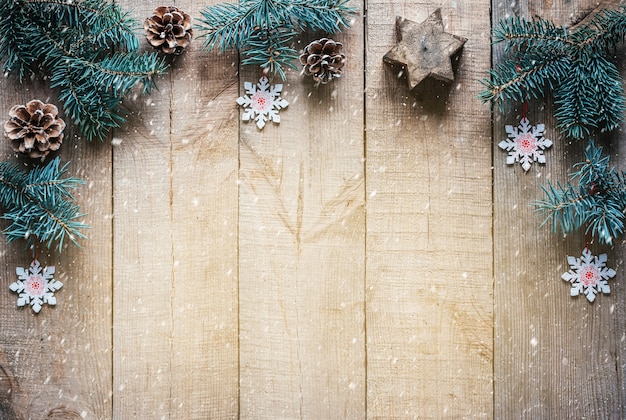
[492,0,625,418]
[169,0,240,417]
[616,33,626,420]
[237,13,366,419]
[0,52,113,419]
[113,1,173,417]
[365,1,493,417]
[0,1,626,418]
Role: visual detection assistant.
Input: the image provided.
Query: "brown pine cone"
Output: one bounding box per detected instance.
[299,38,346,84]
[145,6,193,55]
[4,100,65,159]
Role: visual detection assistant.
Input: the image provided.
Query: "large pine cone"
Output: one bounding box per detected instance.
[299,38,346,84]
[4,100,65,159]
[145,6,193,55]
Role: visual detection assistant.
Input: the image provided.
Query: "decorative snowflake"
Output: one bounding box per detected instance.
[561,248,616,302]
[9,260,62,313]
[499,117,552,171]
[236,75,289,129]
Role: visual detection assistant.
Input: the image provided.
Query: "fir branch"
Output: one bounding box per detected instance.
[0,157,87,251]
[285,0,356,33]
[480,7,626,140]
[534,141,626,245]
[199,0,356,79]
[553,54,624,140]
[241,29,299,80]
[199,1,260,52]
[0,2,37,79]
[56,78,124,142]
[479,52,570,105]
[0,0,168,141]
[493,15,573,52]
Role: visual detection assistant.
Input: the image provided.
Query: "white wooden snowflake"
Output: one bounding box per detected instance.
[236,75,289,129]
[9,260,62,313]
[562,248,616,302]
[499,117,552,171]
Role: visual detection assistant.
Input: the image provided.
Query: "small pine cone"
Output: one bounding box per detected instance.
[4,100,65,159]
[299,38,346,84]
[145,6,193,55]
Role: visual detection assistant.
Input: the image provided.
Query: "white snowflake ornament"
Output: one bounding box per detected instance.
[562,248,616,302]
[499,117,552,171]
[9,260,62,313]
[236,75,289,129]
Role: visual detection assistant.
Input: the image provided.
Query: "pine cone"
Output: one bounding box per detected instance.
[145,6,193,55]
[299,38,346,84]
[4,100,65,159]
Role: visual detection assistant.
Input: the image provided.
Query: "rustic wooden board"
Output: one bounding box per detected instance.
[365,1,493,417]
[113,0,173,417]
[237,16,366,420]
[617,32,626,419]
[492,0,626,417]
[1,0,626,418]
[0,48,113,420]
[168,0,240,417]
[114,1,240,417]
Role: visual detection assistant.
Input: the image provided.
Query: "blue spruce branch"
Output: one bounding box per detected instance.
[534,141,626,245]
[0,157,88,252]
[0,0,168,141]
[198,0,357,79]
[480,7,626,140]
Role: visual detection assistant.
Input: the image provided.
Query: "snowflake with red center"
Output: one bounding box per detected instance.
[9,260,62,313]
[236,75,289,129]
[499,117,552,172]
[561,248,616,302]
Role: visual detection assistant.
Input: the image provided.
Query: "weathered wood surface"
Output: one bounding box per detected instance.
[237,16,366,420]
[365,0,493,417]
[493,0,626,418]
[0,0,623,419]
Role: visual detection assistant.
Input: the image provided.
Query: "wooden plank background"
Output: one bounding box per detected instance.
[0,0,623,418]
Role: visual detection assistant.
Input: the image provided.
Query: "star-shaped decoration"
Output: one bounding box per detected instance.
[383,9,467,91]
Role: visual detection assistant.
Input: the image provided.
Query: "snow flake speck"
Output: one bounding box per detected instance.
[236,76,289,129]
[562,248,615,302]
[9,259,63,313]
[499,117,552,172]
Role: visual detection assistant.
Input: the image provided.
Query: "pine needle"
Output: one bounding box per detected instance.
[479,7,626,140]
[0,0,168,141]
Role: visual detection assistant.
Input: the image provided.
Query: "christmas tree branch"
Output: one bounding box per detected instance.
[241,28,299,80]
[287,0,356,32]
[56,80,124,141]
[480,6,626,140]
[199,0,356,78]
[0,158,87,251]
[534,141,626,245]
[478,53,569,104]
[0,0,168,141]
[199,2,257,52]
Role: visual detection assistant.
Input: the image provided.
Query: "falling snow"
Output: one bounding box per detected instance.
[562,248,615,302]
[9,259,63,313]
[236,76,289,129]
[499,117,552,171]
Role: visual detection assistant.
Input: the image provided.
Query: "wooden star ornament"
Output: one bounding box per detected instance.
[383,9,467,91]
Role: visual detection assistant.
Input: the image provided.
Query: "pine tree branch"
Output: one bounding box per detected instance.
[0,158,87,251]
[478,52,569,104]
[285,0,356,32]
[480,6,626,140]
[0,0,168,141]
[534,141,626,245]
[0,2,37,79]
[199,0,356,79]
[241,28,299,79]
[199,1,259,52]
